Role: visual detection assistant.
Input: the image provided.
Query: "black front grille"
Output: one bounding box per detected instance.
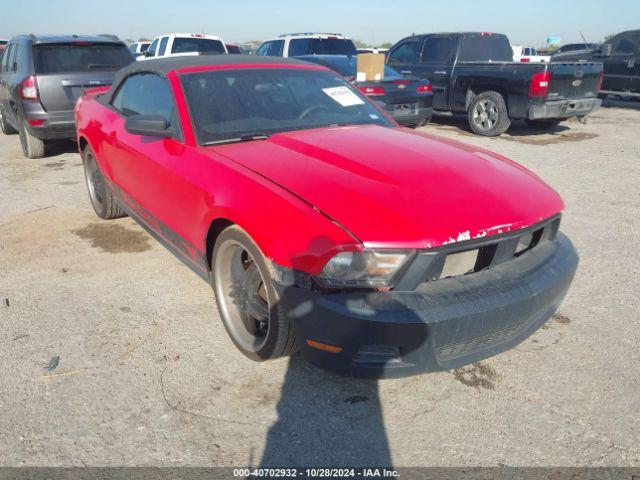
[393,215,561,292]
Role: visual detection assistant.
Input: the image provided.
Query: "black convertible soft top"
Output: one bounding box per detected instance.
[104,55,320,103]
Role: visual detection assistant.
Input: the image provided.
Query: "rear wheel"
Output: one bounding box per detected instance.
[525,119,562,130]
[0,107,18,135]
[18,115,45,158]
[468,91,511,136]
[82,147,126,219]
[212,225,297,361]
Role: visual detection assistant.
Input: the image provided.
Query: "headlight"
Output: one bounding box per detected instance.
[315,250,413,288]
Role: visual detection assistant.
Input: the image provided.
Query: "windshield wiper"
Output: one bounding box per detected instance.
[202,133,270,146]
[88,64,117,69]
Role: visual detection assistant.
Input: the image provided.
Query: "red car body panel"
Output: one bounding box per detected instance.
[75,63,564,276]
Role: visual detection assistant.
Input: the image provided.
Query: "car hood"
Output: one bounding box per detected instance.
[209,125,564,248]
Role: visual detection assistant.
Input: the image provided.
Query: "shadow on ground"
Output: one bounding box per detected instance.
[259,355,392,467]
[427,114,598,145]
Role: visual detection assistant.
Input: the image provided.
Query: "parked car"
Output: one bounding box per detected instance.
[386,32,604,136]
[512,45,551,63]
[552,43,600,56]
[298,55,433,126]
[0,34,133,158]
[552,30,639,98]
[128,41,151,59]
[256,33,357,58]
[225,43,245,54]
[142,33,227,60]
[75,56,578,378]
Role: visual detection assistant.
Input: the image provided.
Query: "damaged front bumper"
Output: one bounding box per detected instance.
[277,227,579,378]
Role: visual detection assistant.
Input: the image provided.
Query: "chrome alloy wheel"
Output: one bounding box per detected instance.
[214,240,271,352]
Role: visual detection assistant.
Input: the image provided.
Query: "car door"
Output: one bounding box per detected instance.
[0,43,21,126]
[0,43,14,116]
[631,39,640,93]
[106,73,205,269]
[601,32,640,92]
[413,35,456,110]
[387,38,421,76]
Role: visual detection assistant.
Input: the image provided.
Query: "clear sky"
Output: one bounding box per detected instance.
[2,0,638,46]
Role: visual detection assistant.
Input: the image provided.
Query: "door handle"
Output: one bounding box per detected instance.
[400,70,413,75]
[434,71,447,75]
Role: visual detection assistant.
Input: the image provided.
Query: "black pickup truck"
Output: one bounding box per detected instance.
[387,32,604,136]
[553,29,639,99]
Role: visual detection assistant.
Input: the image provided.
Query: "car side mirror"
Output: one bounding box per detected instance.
[595,44,611,57]
[124,115,174,138]
[144,49,154,57]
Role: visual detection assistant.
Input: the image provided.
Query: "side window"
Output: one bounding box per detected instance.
[288,39,310,57]
[270,40,284,56]
[158,36,169,57]
[112,73,175,123]
[611,33,640,55]
[10,44,20,71]
[420,37,453,64]
[388,41,419,65]
[256,42,272,56]
[148,38,159,57]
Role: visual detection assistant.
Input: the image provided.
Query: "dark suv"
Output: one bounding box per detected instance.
[0,35,133,158]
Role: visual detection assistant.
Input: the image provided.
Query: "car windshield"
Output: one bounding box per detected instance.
[312,57,403,80]
[181,68,391,144]
[171,38,226,55]
[33,44,132,73]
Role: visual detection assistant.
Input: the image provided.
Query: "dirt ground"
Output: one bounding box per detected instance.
[1,100,639,467]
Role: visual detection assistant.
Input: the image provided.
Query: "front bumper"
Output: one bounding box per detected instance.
[280,233,578,378]
[528,98,602,120]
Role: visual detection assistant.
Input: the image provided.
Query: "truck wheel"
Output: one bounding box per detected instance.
[468,91,511,136]
[525,119,562,130]
[18,116,45,158]
[212,225,297,361]
[0,108,17,135]
[82,146,126,219]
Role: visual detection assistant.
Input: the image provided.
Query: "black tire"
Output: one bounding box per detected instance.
[0,108,18,135]
[82,146,126,219]
[467,91,511,136]
[17,115,45,158]
[212,225,297,361]
[525,119,563,130]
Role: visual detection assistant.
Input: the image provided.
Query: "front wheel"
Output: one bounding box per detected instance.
[82,147,126,219]
[212,225,297,361]
[0,108,18,135]
[467,91,511,136]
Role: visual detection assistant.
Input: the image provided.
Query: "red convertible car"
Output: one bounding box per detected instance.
[75,56,578,378]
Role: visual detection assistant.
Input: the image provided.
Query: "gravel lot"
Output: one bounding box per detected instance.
[1,101,639,467]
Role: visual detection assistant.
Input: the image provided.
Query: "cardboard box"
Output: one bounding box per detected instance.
[357,53,385,82]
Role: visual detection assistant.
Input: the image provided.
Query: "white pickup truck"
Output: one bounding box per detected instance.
[512,45,551,63]
[140,33,228,61]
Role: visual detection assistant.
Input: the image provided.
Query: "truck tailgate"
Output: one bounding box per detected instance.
[548,62,602,101]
